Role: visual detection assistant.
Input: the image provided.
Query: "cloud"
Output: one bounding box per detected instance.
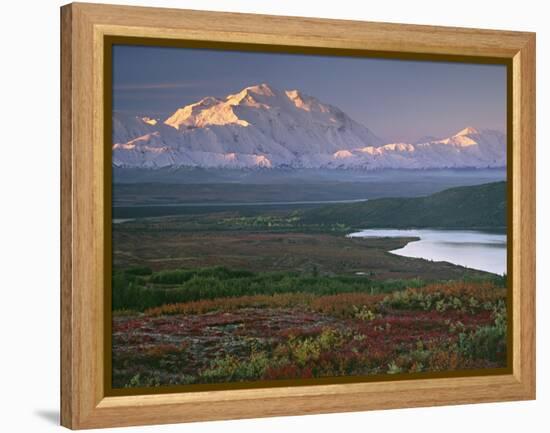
[114,80,212,91]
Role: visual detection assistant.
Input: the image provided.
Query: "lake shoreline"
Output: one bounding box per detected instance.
[348,228,507,275]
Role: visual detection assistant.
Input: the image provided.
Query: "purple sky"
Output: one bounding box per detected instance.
[113,45,507,143]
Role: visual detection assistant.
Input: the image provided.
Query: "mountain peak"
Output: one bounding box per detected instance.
[454,126,480,136]
[245,83,276,95]
[224,83,278,107]
[229,83,276,100]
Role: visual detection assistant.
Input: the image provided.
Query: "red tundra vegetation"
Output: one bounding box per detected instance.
[112,280,507,388]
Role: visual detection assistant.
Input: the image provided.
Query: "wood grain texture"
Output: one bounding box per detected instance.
[511,34,536,395]
[60,2,536,429]
[60,4,73,429]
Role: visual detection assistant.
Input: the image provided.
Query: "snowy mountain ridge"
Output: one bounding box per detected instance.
[112,83,506,170]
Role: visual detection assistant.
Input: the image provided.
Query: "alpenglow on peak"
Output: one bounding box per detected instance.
[112,84,505,170]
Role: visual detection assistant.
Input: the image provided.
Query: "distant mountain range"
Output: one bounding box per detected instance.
[112,83,506,170]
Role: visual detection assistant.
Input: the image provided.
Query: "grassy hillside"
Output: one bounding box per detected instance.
[301,181,506,229]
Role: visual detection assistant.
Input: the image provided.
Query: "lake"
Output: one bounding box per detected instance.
[348,229,507,275]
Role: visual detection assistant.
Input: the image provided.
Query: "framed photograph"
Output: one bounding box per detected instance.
[60,3,536,429]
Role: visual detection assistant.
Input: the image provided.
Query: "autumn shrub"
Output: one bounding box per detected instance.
[457,301,507,362]
[309,293,385,318]
[145,293,316,316]
[142,280,505,320]
[287,337,321,366]
[144,291,390,317]
[198,328,361,382]
[276,329,354,374]
[382,281,505,313]
[200,351,274,383]
[426,349,462,371]
[124,372,162,388]
[263,364,313,380]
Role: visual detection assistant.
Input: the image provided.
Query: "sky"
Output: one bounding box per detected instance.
[112,44,507,143]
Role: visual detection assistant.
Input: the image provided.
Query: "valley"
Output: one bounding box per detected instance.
[111,181,509,388]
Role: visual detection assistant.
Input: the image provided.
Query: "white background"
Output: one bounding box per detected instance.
[0,0,547,431]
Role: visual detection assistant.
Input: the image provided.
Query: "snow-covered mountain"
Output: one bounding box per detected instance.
[112,83,506,170]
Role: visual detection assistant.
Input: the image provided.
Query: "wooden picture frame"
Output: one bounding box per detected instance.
[60,2,536,429]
